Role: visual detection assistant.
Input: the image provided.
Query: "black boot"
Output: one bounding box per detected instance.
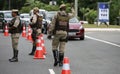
[9,50,18,62]
[59,53,64,67]
[9,50,15,61]
[29,46,36,55]
[53,50,59,66]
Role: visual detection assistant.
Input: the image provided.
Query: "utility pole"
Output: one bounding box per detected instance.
[75,0,78,17]
[9,0,11,10]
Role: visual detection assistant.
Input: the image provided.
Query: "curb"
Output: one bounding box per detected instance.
[85,28,120,32]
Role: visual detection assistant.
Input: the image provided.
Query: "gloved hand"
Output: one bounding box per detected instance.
[36,33,41,37]
[47,35,52,39]
[36,29,41,36]
[9,26,16,30]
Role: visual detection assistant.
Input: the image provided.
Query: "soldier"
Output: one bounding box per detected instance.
[9,9,21,62]
[48,4,75,66]
[29,7,43,55]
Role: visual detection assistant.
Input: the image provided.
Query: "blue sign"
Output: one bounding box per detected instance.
[98,2,109,22]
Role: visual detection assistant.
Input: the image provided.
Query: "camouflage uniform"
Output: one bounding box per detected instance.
[9,9,21,62]
[48,4,75,66]
[29,7,42,55]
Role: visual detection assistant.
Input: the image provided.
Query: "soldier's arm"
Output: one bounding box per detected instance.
[9,17,20,30]
[37,15,43,34]
[31,15,37,24]
[48,14,57,34]
[13,17,20,28]
[68,8,75,19]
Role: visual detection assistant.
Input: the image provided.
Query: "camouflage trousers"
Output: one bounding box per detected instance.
[31,30,38,46]
[52,31,67,53]
[11,33,20,50]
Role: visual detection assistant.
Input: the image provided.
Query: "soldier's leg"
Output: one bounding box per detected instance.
[9,34,20,62]
[52,35,60,66]
[59,42,66,66]
[58,34,67,66]
[29,33,36,55]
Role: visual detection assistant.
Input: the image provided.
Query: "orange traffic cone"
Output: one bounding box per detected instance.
[61,57,71,74]
[34,36,45,59]
[22,24,26,37]
[4,24,9,36]
[40,34,47,55]
[27,26,32,41]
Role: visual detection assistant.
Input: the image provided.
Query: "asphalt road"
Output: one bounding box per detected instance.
[0,31,120,74]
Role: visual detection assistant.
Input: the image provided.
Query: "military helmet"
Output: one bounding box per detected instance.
[12,9,19,12]
[59,4,66,9]
[33,7,39,12]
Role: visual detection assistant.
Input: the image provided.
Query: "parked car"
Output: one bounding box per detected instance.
[47,17,85,40]
[46,11,57,34]
[0,12,4,29]
[68,17,85,40]
[20,13,30,26]
[46,11,57,24]
[0,10,12,32]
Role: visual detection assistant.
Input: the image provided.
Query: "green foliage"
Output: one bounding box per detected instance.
[78,0,120,24]
[65,3,71,13]
[85,9,97,24]
[1,0,120,25]
[42,5,59,11]
[20,0,59,13]
[20,1,73,13]
[79,8,90,20]
[20,7,31,13]
[109,0,120,24]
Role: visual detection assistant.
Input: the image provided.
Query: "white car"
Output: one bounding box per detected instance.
[20,13,30,26]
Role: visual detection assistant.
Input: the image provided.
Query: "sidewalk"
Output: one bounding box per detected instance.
[85,28,120,32]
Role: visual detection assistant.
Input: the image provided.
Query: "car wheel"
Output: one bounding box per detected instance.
[80,35,85,40]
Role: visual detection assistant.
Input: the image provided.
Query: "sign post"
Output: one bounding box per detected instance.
[49,0,57,5]
[97,2,110,26]
[75,0,78,17]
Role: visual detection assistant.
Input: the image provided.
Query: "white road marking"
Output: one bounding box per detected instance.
[85,35,120,48]
[49,69,55,74]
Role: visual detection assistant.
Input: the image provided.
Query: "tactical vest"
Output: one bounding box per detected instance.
[31,15,42,29]
[9,16,21,34]
[55,12,69,32]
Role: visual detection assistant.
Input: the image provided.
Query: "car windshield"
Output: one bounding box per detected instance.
[4,12,12,18]
[46,14,54,20]
[69,17,79,23]
[46,11,57,20]
[20,14,30,18]
[39,11,46,19]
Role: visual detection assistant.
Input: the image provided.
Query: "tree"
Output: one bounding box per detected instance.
[109,0,120,24]
[10,0,26,9]
[0,0,26,10]
[85,9,97,24]
[79,8,90,20]
[78,0,120,24]
[0,0,5,10]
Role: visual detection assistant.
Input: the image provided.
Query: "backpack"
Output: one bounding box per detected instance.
[30,15,42,29]
[36,15,43,29]
[17,19,23,33]
[55,12,69,31]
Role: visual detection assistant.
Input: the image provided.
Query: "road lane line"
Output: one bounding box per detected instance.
[49,69,55,74]
[85,35,120,48]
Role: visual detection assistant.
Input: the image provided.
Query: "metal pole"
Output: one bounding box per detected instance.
[75,0,78,17]
[9,0,11,10]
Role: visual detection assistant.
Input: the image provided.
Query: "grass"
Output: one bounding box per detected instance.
[83,24,120,28]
